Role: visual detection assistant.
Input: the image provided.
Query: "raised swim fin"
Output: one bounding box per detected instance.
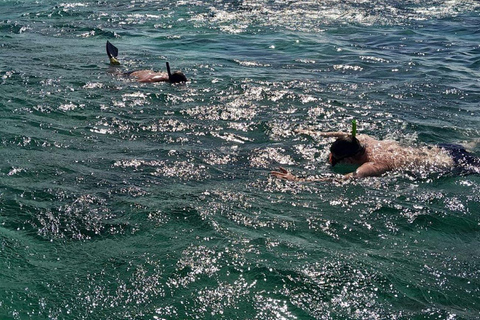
[106,41,120,65]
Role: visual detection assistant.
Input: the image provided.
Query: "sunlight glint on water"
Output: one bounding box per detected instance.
[0,0,479,319]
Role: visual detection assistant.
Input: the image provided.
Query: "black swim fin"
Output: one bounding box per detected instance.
[106,41,120,65]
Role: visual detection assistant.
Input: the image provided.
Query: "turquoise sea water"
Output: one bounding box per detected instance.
[1,0,480,319]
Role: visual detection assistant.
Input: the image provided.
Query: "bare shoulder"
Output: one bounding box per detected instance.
[357,134,401,147]
[356,134,380,145]
[357,135,402,164]
[130,70,169,82]
[129,70,153,77]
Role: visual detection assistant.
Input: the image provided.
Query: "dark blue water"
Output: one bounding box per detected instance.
[1,0,480,319]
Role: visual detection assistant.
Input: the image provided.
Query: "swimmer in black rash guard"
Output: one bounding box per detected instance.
[271,121,480,182]
[106,41,187,84]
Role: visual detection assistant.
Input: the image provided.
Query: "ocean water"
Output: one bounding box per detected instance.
[1,0,480,319]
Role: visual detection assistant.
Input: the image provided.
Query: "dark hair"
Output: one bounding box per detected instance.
[330,135,365,166]
[169,71,187,83]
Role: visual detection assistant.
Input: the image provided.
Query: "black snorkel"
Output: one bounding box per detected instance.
[166,61,172,80]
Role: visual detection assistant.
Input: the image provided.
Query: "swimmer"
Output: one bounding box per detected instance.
[106,41,187,83]
[271,122,480,182]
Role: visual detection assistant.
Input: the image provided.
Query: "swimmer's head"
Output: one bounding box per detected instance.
[329,135,365,166]
[166,62,187,83]
[170,71,187,83]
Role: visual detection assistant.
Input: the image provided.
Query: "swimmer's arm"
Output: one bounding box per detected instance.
[137,75,169,83]
[271,163,390,182]
[295,129,347,139]
[270,167,304,181]
[354,162,390,177]
[271,167,351,183]
[150,74,169,82]
[129,70,169,83]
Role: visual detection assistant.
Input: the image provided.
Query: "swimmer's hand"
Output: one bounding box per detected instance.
[271,167,355,183]
[270,167,303,181]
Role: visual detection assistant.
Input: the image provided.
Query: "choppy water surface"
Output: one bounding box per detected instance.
[1,0,480,319]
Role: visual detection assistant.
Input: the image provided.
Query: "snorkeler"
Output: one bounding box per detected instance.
[271,121,480,182]
[106,41,187,83]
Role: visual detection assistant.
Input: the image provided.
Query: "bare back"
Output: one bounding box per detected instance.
[128,70,169,83]
[357,134,454,174]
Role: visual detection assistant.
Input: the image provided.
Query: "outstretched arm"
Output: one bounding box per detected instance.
[270,167,351,183]
[295,129,347,139]
[271,161,390,182]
